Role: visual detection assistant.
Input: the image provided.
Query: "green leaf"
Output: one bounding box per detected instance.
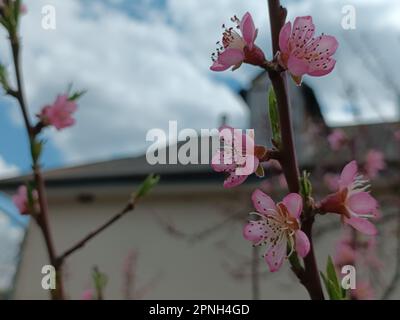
[68,89,87,101]
[268,86,281,149]
[13,0,21,24]
[92,266,108,299]
[26,182,37,214]
[0,64,10,91]
[299,171,313,198]
[320,256,347,300]
[320,272,339,300]
[255,164,265,178]
[31,140,44,163]
[288,250,303,272]
[326,256,339,287]
[135,174,160,199]
[92,268,108,289]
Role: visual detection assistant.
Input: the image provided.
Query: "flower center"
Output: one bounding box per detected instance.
[211,15,245,62]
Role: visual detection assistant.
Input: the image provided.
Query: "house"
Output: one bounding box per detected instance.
[1,74,399,299]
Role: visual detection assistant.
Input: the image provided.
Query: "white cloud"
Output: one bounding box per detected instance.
[0,213,24,291]
[0,157,20,179]
[5,0,248,164]
[1,0,399,164]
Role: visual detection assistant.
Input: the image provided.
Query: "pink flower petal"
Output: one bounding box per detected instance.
[279,21,291,54]
[216,48,245,69]
[210,61,230,72]
[287,54,309,77]
[223,172,248,188]
[339,161,358,189]
[290,74,303,86]
[240,12,257,49]
[265,236,287,272]
[219,126,235,145]
[251,189,277,215]
[234,155,258,176]
[211,150,235,173]
[309,35,339,57]
[12,185,28,214]
[344,216,377,236]
[308,58,336,76]
[282,193,303,218]
[243,220,267,245]
[291,16,315,46]
[347,192,378,215]
[295,230,310,258]
[335,242,356,266]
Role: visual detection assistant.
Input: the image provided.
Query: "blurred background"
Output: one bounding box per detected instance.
[0,0,399,299]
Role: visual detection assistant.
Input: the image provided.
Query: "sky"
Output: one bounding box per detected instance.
[0,0,400,292]
[0,0,399,177]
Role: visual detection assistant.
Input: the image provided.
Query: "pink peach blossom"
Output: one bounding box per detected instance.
[327,129,347,151]
[395,130,400,142]
[81,289,94,300]
[323,173,340,192]
[260,180,273,194]
[364,150,386,179]
[334,241,356,267]
[278,174,288,189]
[210,12,265,72]
[20,3,27,14]
[211,126,259,188]
[243,190,310,272]
[278,16,338,85]
[320,161,378,235]
[12,185,38,215]
[350,281,374,300]
[39,95,77,130]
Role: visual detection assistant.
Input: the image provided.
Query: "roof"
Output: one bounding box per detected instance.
[1,120,399,192]
[0,136,219,190]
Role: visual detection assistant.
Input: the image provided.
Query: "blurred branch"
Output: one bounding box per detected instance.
[251,246,260,300]
[382,210,400,299]
[157,209,243,244]
[55,175,159,267]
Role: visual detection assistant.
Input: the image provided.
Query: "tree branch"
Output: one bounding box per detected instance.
[382,211,400,299]
[55,198,139,267]
[267,0,324,300]
[9,29,65,300]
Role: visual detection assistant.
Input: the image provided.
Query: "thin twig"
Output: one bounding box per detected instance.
[251,246,260,300]
[55,198,138,267]
[8,29,64,299]
[382,209,400,299]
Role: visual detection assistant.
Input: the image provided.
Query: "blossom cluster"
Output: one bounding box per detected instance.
[210,12,379,274]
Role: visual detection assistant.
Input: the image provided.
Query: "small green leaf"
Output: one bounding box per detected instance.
[320,272,339,300]
[326,256,339,287]
[299,171,313,198]
[268,87,281,149]
[26,182,37,214]
[320,256,347,300]
[288,250,303,272]
[31,140,44,163]
[255,165,265,178]
[92,266,108,300]
[135,174,160,199]
[68,89,87,101]
[0,64,10,91]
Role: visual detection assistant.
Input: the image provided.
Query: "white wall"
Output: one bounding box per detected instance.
[13,184,398,300]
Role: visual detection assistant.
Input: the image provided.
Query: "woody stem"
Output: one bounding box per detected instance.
[267,0,324,300]
[9,29,65,300]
